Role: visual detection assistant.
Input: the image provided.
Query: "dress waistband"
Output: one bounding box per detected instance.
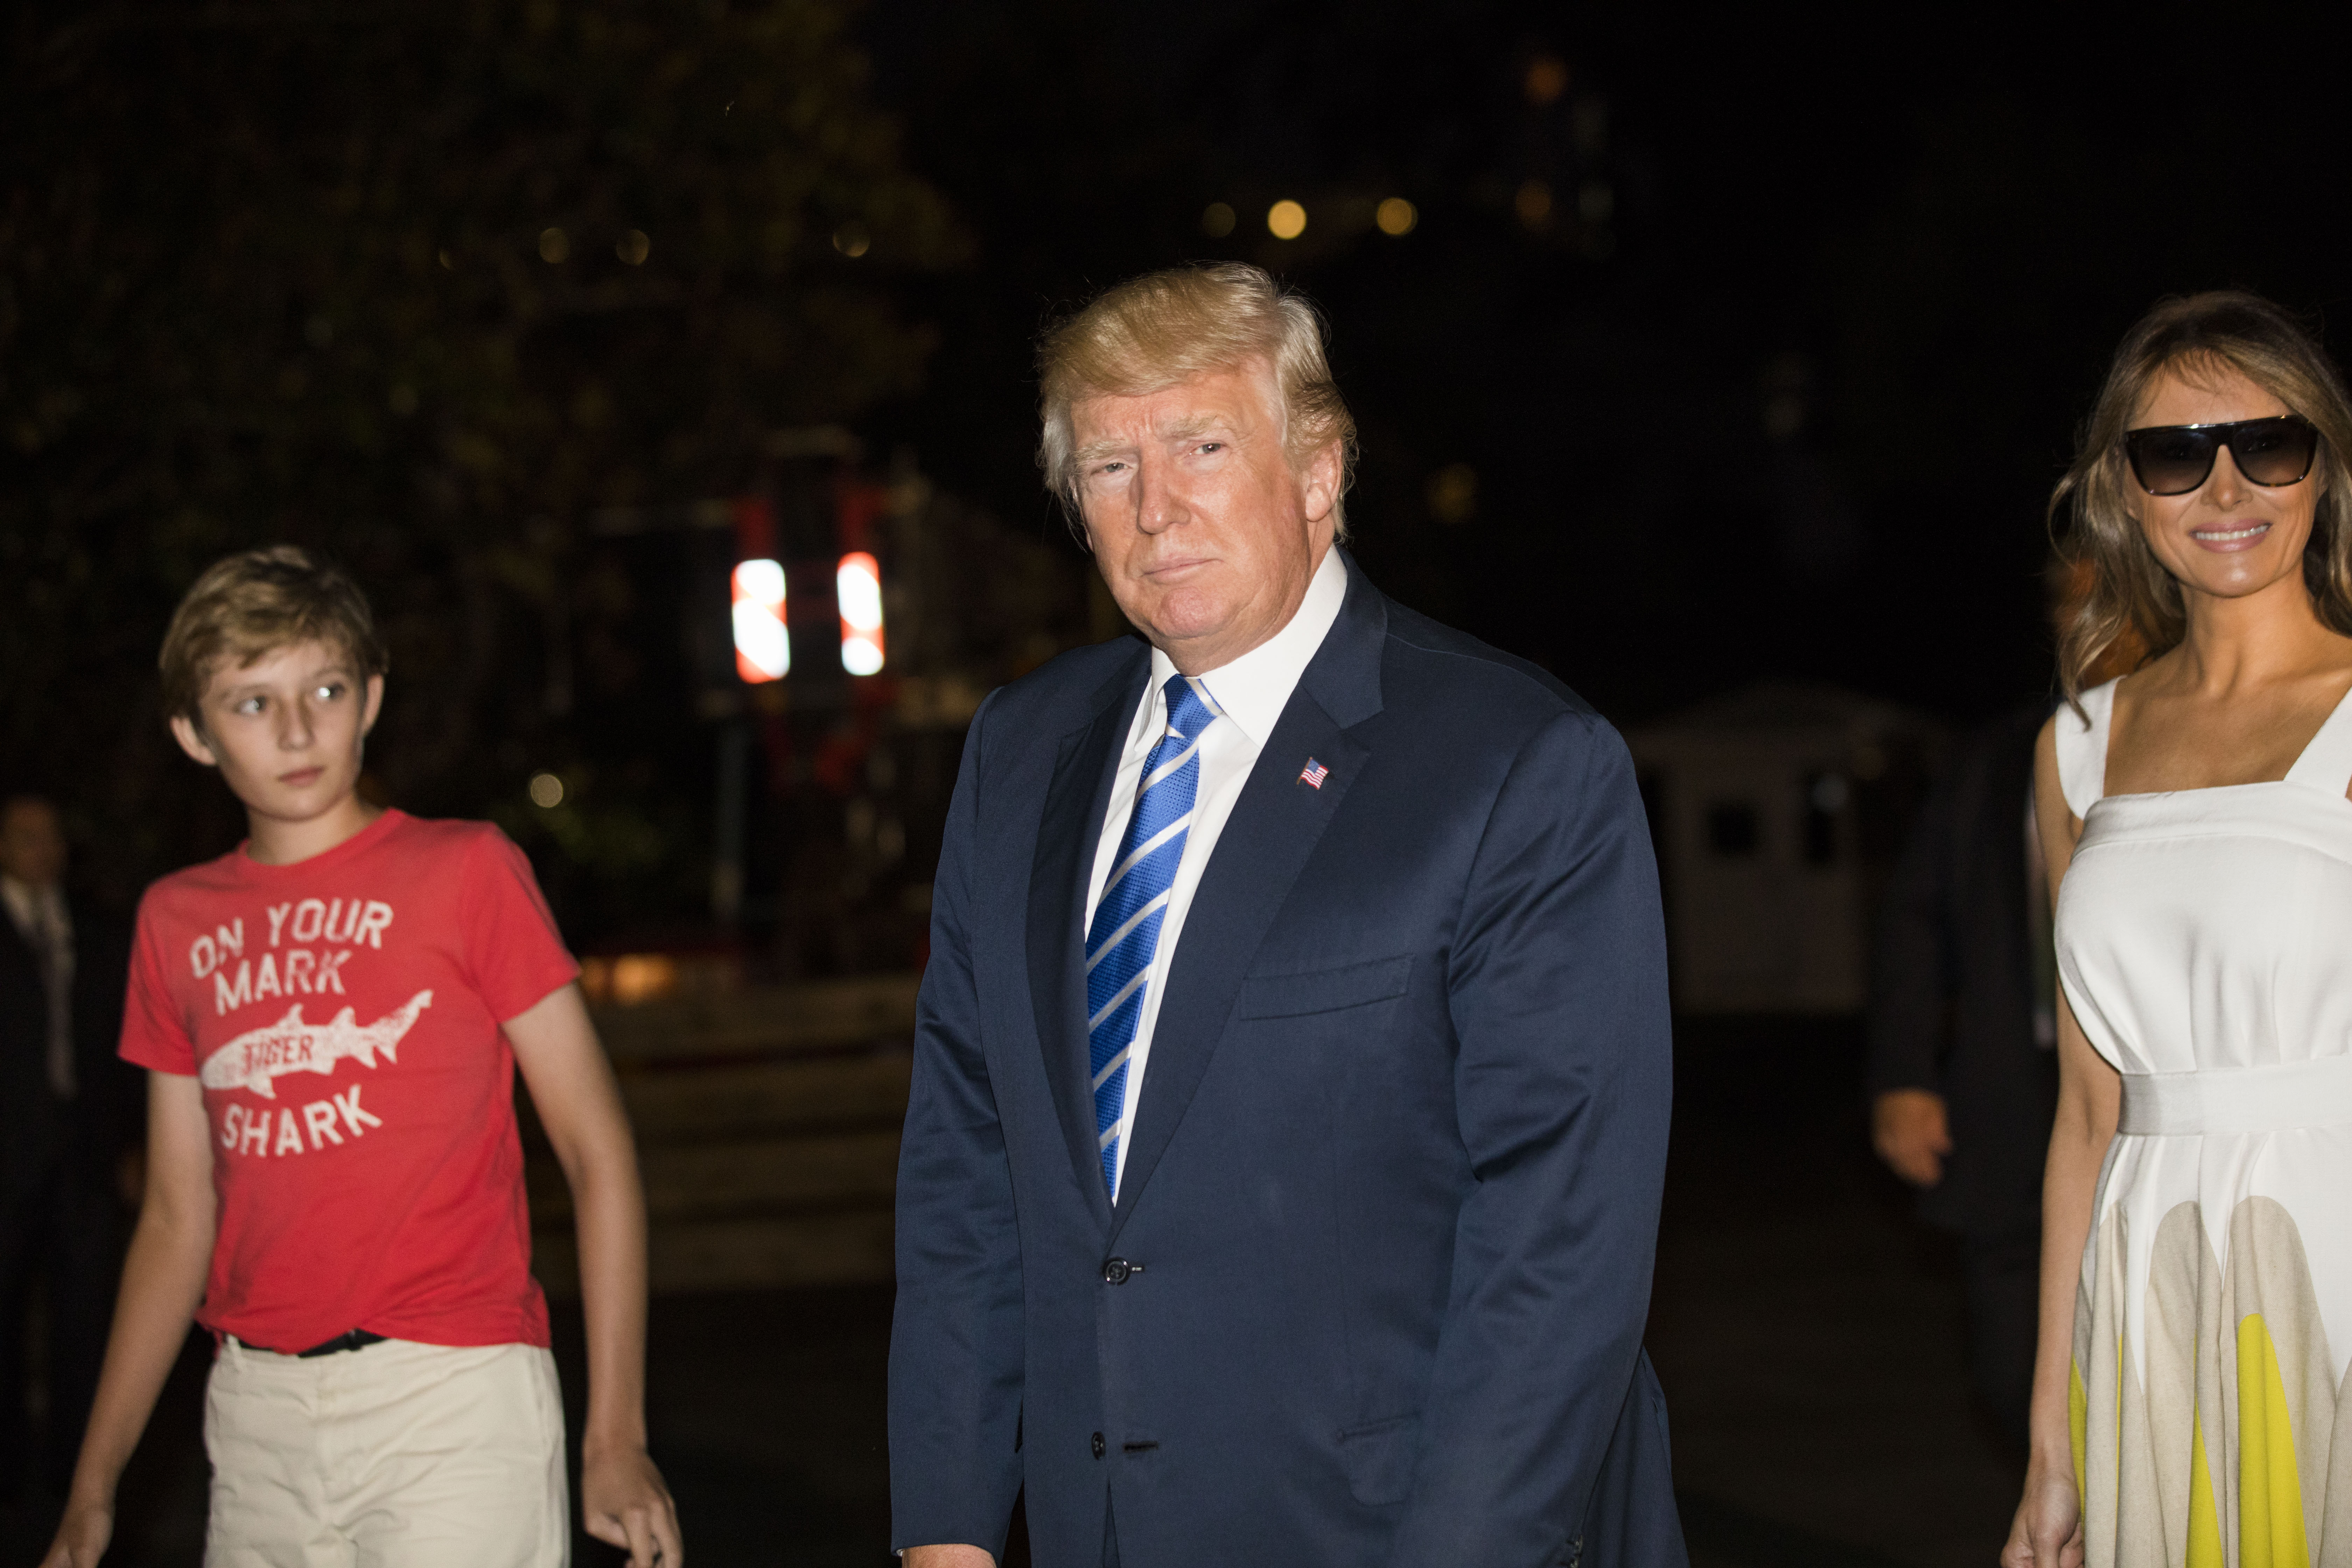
[2119,1055,2352,1136]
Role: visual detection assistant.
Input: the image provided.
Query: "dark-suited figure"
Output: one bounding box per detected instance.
[0,795,138,1494]
[890,265,1681,1568]
[1867,707,2059,1453]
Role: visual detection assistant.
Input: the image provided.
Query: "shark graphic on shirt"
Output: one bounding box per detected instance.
[198,991,433,1099]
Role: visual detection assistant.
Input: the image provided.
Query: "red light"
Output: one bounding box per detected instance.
[837,551,884,675]
[733,559,788,682]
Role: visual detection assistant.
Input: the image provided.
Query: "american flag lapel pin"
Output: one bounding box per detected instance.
[1298,757,1329,789]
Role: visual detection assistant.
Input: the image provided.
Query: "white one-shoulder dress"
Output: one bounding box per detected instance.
[2057,674,2352,1567]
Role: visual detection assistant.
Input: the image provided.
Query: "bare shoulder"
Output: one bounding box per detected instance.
[2033,709,2063,779]
[2031,709,2083,860]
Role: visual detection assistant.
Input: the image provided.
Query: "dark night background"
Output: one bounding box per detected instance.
[6,2,2352,1563]
[15,0,2352,930]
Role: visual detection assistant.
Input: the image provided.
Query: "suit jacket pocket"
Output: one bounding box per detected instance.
[1336,1411,1420,1505]
[1235,955,1412,1020]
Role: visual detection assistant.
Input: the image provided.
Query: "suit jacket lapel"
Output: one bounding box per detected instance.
[1108,556,1388,1239]
[1027,649,1149,1229]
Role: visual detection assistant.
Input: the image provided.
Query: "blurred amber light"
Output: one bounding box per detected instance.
[1514,179,1553,229]
[1375,197,1418,236]
[1266,200,1307,240]
[538,226,569,263]
[832,222,871,258]
[528,771,564,808]
[579,953,679,1008]
[1201,202,1236,238]
[1426,463,1478,525]
[617,229,651,265]
[1525,54,1569,106]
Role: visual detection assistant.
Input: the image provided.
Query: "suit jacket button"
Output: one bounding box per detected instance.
[1091,1432,1106,1459]
[1102,1257,1132,1284]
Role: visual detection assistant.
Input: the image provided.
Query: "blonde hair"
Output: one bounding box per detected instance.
[159,546,388,722]
[1037,262,1359,538]
[2053,290,2352,700]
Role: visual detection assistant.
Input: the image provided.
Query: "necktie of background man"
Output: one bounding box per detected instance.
[1083,673,1217,1198]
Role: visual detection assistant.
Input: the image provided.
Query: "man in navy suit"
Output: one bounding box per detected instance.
[889,263,1682,1568]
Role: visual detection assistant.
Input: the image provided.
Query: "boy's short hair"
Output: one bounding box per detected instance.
[159,546,388,723]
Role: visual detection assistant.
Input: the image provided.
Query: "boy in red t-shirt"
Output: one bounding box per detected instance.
[45,547,682,1568]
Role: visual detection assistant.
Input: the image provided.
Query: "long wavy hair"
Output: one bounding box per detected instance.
[2052,290,2352,701]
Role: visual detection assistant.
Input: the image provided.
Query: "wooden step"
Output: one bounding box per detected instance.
[590,973,921,1066]
[529,974,921,1297]
[529,1129,902,1222]
[615,1053,914,1142]
[534,1211,897,1297]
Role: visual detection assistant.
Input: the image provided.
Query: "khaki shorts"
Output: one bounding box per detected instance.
[204,1336,568,1568]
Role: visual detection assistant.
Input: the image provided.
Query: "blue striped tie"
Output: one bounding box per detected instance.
[1084,673,1218,1199]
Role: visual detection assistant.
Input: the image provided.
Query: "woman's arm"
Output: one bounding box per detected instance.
[506,982,682,1568]
[43,1072,217,1568]
[2004,720,2121,1568]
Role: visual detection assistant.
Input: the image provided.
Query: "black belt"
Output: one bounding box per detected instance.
[292,1329,387,1358]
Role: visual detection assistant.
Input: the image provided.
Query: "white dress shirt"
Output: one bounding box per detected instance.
[1083,544,1348,1196]
[0,874,75,1098]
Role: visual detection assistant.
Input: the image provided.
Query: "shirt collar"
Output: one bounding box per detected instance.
[1147,543,1348,747]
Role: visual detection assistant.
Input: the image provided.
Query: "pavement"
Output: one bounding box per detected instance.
[13,1016,2020,1566]
[1657,1019,2020,1568]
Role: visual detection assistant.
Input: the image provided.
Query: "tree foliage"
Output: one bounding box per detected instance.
[0,0,960,904]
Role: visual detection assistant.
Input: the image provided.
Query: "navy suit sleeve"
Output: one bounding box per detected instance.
[1388,712,1673,1565]
[888,693,1026,1558]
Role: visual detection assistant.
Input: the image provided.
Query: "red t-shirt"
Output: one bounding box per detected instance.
[120,810,576,1353]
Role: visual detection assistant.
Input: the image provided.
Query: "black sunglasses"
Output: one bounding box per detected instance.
[2122,415,2319,497]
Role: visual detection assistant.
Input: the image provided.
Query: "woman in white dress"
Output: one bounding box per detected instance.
[2006,292,2352,1568]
